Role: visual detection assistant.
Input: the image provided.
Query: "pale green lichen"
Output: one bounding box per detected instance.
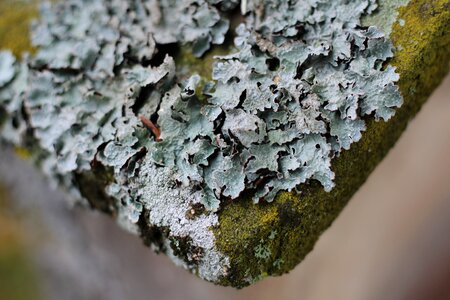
[273,258,284,270]
[361,0,411,35]
[0,52,16,86]
[148,0,403,205]
[268,230,277,240]
[0,0,410,286]
[254,241,271,261]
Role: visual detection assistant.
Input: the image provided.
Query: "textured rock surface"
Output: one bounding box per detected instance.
[0,0,448,288]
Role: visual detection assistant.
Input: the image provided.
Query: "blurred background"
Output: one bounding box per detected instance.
[0,75,448,300]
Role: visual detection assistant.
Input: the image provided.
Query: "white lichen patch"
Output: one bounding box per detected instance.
[133,159,230,281]
[107,157,231,280]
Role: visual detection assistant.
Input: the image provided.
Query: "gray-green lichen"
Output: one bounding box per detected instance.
[117,158,230,280]
[362,0,411,36]
[143,0,403,207]
[0,0,403,284]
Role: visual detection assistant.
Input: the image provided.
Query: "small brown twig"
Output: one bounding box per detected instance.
[140,115,161,142]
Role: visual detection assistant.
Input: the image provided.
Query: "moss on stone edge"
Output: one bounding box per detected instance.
[0,0,37,57]
[214,0,450,288]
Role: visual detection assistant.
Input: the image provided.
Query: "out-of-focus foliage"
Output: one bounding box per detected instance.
[0,186,41,300]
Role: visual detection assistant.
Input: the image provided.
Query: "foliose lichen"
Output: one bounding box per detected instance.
[0,0,403,283]
[143,0,403,205]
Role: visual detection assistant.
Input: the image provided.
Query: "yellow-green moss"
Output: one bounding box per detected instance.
[175,43,235,80]
[0,0,38,56]
[215,0,450,288]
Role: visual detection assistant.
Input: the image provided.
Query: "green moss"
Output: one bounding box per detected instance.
[174,12,238,81]
[175,44,234,80]
[0,0,38,57]
[215,0,450,288]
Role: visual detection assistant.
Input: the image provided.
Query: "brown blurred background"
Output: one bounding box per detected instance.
[0,75,449,299]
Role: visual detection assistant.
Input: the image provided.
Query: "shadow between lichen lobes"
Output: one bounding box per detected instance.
[213,0,450,288]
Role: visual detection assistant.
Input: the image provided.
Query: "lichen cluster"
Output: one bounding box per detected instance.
[0,0,403,283]
[154,0,403,206]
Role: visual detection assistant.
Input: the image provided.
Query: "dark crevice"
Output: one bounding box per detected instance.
[169,235,204,266]
[148,43,180,67]
[0,107,7,127]
[131,84,153,115]
[266,57,280,71]
[137,208,168,252]
[75,162,116,215]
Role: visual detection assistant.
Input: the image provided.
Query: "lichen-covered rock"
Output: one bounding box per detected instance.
[1,0,447,288]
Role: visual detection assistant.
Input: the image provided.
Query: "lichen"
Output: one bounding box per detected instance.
[361,0,411,35]
[4,0,441,288]
[143,0,403,206]
[254,241,272,261]
[120,159,230,280]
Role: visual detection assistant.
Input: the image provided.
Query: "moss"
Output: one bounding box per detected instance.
[0,0,38,57]
[215,0,450,288]
[175,44,234,80]
[174,11,238,81]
